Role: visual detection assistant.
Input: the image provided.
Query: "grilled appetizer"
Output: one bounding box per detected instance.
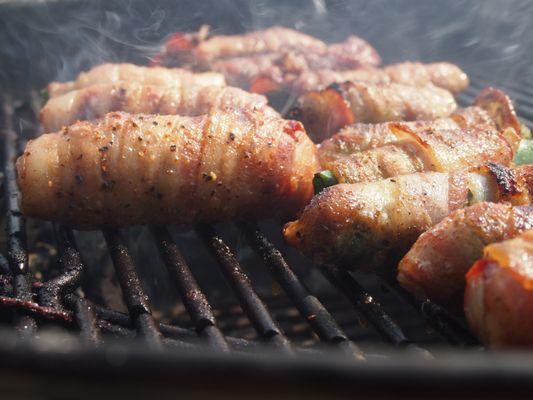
[157,26,380,71]
[318,87,521,164]
[283,163,533,269]
[41,82,278,132]
[321,124,518,185]
[289,81,457,142]
[464,230,533,347]
[17,111,318,229]
[47,63,226,98]
[398,202,533,307]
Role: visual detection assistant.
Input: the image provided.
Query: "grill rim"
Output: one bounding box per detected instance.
[1,331,533,396]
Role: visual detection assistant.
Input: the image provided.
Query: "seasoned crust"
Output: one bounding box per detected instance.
[19,111,319,229]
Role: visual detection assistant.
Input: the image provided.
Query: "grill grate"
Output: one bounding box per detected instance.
[1,75,530,360]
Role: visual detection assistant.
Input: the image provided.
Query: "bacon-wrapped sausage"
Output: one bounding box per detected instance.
[398,202,533,307]
[17,111,318,229]
[289,81,457,142]
[322,124,518,184]
[214,52,384,94]
[40,82,278,132]
[212,58,468,97]
[157,26,380,71]
[318,87,521,163]
[277,61,469,96]
[383,62,469,94]
[283,164,533,269]
[318,107,492,165]
[47,63,226,98]
[464,230,533,347]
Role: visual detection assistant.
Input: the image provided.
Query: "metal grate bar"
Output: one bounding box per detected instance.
[103,229,163,349]
[240,221,365,360]
[377,273,477,346]
[150,225,230,352]
[197,224,294,354]
[2,97,36,337]
[72,297,102,345]
[320,266,411,347]
[40,226,103,344]
[0,253,9,275]
[63,292,254,351]
[0,295,72,323]
[38,226,84,308]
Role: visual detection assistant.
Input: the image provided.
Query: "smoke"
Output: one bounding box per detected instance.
[2,0,533,93]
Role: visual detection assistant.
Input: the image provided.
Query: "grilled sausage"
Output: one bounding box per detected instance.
[17,111,319,229]
[318,87,520,164]
[322,124,517,184]
[47,63,226,98]
[41,82,278,132]
[398,203,533,307]
[283,164,533,269]
[464,230,533,347]
[289,81,457,142]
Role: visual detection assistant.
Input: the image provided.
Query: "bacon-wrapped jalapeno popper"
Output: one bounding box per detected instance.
[17,111,318,229]
[41,82,278,132]
[283,163,533,269]
[289,81,457,142]
[321,124,518,185]
[319,88,520,165]
[47,63,226,98]
[464,230,533,348]
[398,202,533,307]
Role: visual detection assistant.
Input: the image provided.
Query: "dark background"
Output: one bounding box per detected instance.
[1,0,532,95]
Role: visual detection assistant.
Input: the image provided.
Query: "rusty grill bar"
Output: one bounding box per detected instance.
[1,74,531,359]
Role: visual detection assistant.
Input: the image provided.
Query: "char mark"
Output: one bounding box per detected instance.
[486,162,520,196]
